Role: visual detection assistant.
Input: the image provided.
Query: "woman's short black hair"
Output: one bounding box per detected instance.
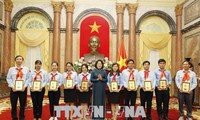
[65,62,73,67]
[126,59,134,64]
[143,61,150,65]
[35,60,42,65]
[95,59,104,70]
[158,59,166,64]
[15,55,24,61]
[81,64,88,72]
[109,63,120,76]
[51,61,58,66]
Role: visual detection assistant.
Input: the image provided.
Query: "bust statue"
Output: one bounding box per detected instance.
[84,36,104,62]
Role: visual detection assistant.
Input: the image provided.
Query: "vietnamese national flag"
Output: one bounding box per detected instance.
[117,38,127,72]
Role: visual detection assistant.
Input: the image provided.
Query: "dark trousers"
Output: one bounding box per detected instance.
[178,91,193,118]
[140,89,153,117]
[31,88,45,118]
[155,87,170,116]
[124,88,137,106]
[10,89,27,120]
[48,89,60,117]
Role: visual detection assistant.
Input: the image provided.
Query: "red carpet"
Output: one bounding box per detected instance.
[0,104,179,120]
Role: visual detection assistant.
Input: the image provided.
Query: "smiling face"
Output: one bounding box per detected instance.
[97,61,103,69]
[15,56,23,66]
[182,61,190,70]
[66,63,73,72]
[35,63,42,70]
[51,63,58,71]
[89,36,100,53]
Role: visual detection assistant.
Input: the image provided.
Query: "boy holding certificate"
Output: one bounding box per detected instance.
[7,55,30,120]
[175,61,197,120]
[154,59,172,120]
[121,59,140,120]
[107,63,123,120]
[29,60,48,120]
[139,61,156,120]
[62,62,78,120]
[47,61,63,120]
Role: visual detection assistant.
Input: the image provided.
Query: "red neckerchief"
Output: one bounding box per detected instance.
[182,70,190,82]
[112,73,117,81]
[51,73,57,80]
[16,68,23,79]
[144,70,149,80]
[66,72,72,79]
[128,70,134,80]
[34,71,42,80]
[159,69,166,80]
[82,73,88,81]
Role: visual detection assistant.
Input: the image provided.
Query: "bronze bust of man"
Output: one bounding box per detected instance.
[84,36,104,62]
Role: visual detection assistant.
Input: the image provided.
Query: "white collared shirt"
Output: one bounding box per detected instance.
[62,71,78,85]
[7,66,30,88]
[121,68,140,88]
[77,72,91,87]
[139,70,156,88]
[29,69,48,87]
[47,71,63,87]
[175,69,197,90]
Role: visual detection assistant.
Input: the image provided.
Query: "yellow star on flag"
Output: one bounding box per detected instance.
[89,21,101,33]
[117,56,127,70]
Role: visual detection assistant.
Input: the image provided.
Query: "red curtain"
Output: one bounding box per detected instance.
[80,16,110,58]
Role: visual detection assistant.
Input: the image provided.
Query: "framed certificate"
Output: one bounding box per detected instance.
[14,80,24,91]
[110,81,118,92]
[144,81,152,91]
[159,80,167,90]
[181,82,190,93]
[32,80,41,92]
[81,81,89,92]
[49,80,58,91]
[64,79,74,89]
[128,80,136,91]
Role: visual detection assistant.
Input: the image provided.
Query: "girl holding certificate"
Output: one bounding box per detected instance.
[107,63,122,120]
[48,61,62,120]
[29,60,48,120]
[91,60,107,120]
[62,62,78,120]
[77,64,91,120]
[6,55,30,120]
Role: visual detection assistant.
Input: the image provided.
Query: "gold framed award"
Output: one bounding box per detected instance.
[159,80,167,90]
[181,82,190,93]
[110,81,118,92]
[49,80,58,91]
[81,81,89,92]
[14,80,24,91]
[144,81,152,91]
[32,80,41,91]
[64,79,74,89]
[128,80,136,91]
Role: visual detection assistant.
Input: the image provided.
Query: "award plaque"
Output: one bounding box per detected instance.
[110,81,118,92]
[49,80,58,91]
[128,80,136,91]
[14,80,24,91]
[64,79,74,89]
[32,80,41,91]
[181,82,190,93]
[144,81,152,91]
[159,80,167,90]
[81,81,89,92]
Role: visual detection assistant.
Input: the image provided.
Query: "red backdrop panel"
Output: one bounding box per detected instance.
[80,16,110,58]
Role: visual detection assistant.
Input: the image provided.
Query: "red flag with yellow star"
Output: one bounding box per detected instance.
[117,38,127,72]
[80,16,109,58]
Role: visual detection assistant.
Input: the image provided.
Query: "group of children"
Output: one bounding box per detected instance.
[6,55,197,120]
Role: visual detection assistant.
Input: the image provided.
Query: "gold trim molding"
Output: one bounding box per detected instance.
[127,3,138,14]
[64,2,75,13]
[116,3,126,14]
[52,1,62,13]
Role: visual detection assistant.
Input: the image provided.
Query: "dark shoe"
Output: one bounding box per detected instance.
[147,116,152,120]
[158,115,162,120]
[163,115,169,120]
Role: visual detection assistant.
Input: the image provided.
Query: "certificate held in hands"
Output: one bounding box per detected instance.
[14,80,24,91]
[49,80,58,91]
[110,81,118,92]
[32,80,42,91]
[81,81,89,92]
[64,79,74,89]
[128,80,136,91]
[159,80,167,90]
[144,81,152,91]
[181,82,190,93]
